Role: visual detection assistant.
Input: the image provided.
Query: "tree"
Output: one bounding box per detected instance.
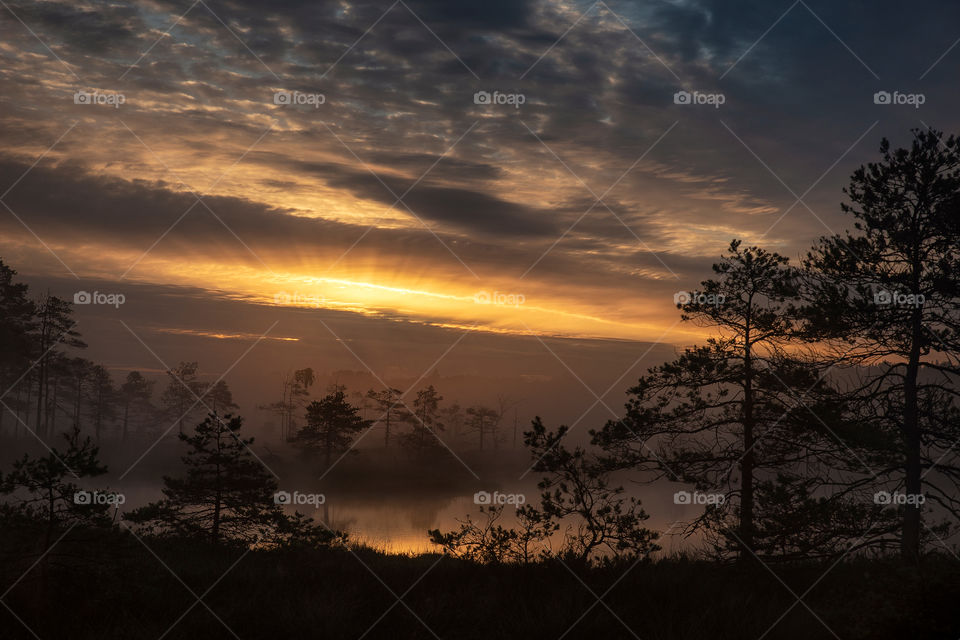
[594,240,866,561]
[0,427,112,551]
[441,402,465,440]
[528,418,659,563]
[0,260,35,435]
[366,387,404,448]
[429,503,556,565]
[260,367,313,442]
[292,386,370,466]
[400,385,445,456]
[159,361,202,435]
[87,365,117,442]
[801,128,960,562]
[431,417,659,565]
[32,294,85,438]
[202,379,239,414]
[120,371,154,441]
[65,357,93,432]
[466,405,499,450]
[127,413,335,547]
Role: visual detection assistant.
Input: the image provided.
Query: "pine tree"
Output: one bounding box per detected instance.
[120,371,153,441]
[0,427,112,550]
[366,387,404,447]
[594,240,868,561]
[0,260,35,434]
[400,385,445,456]
[159,361,202,435]
[293,386,370,466]
[127,414,290,545]
[801,128,960,562]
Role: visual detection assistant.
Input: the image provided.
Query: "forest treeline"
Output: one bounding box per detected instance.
[0,278,520,456]
[0,129,958,585]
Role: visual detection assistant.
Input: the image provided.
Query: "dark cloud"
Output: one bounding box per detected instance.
[0,157,696,293]
[3,0,960,343]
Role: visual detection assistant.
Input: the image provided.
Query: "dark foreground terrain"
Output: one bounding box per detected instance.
[2,527,958,640]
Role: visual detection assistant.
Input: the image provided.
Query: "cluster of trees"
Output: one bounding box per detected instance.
[0,257,515,468]
[0,273,244,443]
[283,384,453,466]
[1,412,344,561]
[261,373,521,467]
[435,129,960,565]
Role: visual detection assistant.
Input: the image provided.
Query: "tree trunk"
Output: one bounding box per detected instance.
[739,323,756,561]
[212,429,222,544]
[901,308,923,563]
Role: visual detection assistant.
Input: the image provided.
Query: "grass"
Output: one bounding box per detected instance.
[2,527,958,640]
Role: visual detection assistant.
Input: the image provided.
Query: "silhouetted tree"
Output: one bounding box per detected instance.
[466,405,499,450]
[292,385,370,466]
[261,367,313,442]
[0,260,35,435]
[32,294,85,438]
[429,503,556,564]
[801,128,960,562]
[127,413,332,546]
[87,365,117,442]
[202,379,239,414]
[400,385,445,456]
[0,427,112,552]
[440,402,465,440]
[594,241,867,561]
[66,357,93,432]
[120,371,154,441]
[160,361,202,435]
[433,417,659,564]
[366,387,404,447]
[528,418,659,563]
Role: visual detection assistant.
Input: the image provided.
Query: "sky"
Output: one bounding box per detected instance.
[2,0,960,414]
